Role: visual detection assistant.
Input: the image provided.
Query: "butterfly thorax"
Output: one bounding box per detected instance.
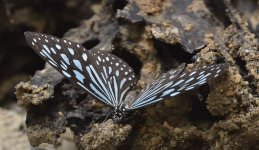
[112,106,128,123]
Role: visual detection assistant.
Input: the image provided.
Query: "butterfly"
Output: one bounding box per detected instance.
[24,32,228,123]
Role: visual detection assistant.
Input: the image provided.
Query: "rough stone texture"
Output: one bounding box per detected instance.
[209,108,259,150]
[135,0,164,14]
[80,120,132,150]
[15,82,54,106]
[223,26,259,95]
[116,3,144,24]
[2,0,258,149]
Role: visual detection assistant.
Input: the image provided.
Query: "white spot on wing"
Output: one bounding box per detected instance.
[61,61,67,70]
[42,50,56,63]
[180,73,186,78]
[73,70,85,83]
[68,48,74,55]
[43,45,50,53]
[199,71,205,75]
[61,64,67,70]
[50,47,56,54]
[48,60,57,67]
[170,91,180,97]
[108,67,112,74]
[172,79,184,87]
[120,78,127,88]
[189,71,197,76]
[40,52,46,57]
[73,59,83,71]
[161,88,175,97]
[116,70,119,76]
[56,44,61,49]
[61,54,70,65]
[82,53,88,61]
[185,86,194,90]
[62,70,71,78]
[185,77,194,83]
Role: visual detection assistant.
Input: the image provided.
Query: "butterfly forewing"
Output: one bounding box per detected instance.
[157,63,186,80]
[123,63,185,108]
[127,63,228,110]
[24,32,135,107]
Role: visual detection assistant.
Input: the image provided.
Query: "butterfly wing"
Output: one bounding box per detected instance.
[126,63,228,110]
[24,32,135,107]
[88,49,136,107]
[156,63,186,80]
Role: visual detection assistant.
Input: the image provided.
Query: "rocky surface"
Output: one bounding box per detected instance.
[0,108,30,150]
[0,0,258,149]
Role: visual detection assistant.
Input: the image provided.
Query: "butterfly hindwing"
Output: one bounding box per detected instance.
[87,49,136,106]
[24,32,135,107]
[126,63,228,110]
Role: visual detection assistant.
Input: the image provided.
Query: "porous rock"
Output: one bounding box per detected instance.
[80,120,132,150]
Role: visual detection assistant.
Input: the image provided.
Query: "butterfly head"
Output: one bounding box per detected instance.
[112,106,128,123]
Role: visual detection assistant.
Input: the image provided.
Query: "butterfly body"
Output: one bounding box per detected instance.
[24,32,228,122]
[112,106,128,123]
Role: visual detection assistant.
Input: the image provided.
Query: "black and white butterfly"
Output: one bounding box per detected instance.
[24,32,228,122]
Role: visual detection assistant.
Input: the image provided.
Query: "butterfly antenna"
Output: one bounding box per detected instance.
[103,110,112,123]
